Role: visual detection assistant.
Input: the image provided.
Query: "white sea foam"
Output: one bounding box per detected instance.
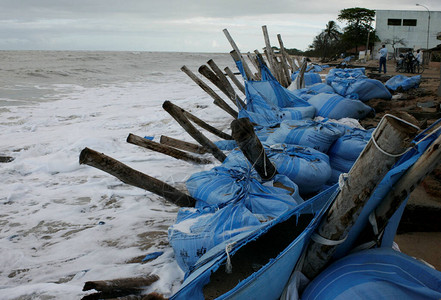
[0,51,239,299]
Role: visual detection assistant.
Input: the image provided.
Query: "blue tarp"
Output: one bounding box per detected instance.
[302,248,441,300]
[385,75,421,91]
[308,93,374,120]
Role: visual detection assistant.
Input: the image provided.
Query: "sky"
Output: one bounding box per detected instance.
[1,0,441,53]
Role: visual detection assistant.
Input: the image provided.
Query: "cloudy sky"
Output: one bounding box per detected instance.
[1,0,440,52]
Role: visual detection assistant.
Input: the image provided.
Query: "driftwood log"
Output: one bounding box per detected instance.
[0,156,14,163]
[126,134,212,165]
[162,101,227,163]
[159,135,208,154]
[231,118,277,181]
[82,275,166,300]
[79,147,196,207]
[180,65,238,118]
[301,115,419,279]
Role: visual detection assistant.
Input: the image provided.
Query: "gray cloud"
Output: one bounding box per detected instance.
[0,0,440,51]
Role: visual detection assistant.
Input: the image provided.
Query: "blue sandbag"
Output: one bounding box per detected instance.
[290,83,335,102]
[385,75,421,91]
[346,78,392,101]
[326,68,366,85]
[308,93,374,120]
[266,119,344,152]
[265,143,331,194]
[302,248,441,300]
[214,140,237,150]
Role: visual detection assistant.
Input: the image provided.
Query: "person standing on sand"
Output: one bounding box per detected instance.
[378,45,388,74]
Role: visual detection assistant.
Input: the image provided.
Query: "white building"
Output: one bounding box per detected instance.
[375,9,441,57]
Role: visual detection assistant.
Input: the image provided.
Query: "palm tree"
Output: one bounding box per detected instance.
[322,21,341,60]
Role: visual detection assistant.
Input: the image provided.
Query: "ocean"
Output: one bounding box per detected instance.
[0,51,239,299]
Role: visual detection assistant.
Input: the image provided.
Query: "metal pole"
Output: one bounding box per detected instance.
[416,3,430,50]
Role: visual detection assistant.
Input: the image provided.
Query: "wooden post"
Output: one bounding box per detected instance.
[301,115,419,279]
[296,60,307,89]
[231,118,277,181]
[224,66,246,95]
[261,26,277,80]
[126,134,212,165]
[160,135,208,154]
[162,101,227,163]
[83,275,159,293]
[180,65,238,118]
[223,29,256,80]
[277,34,292,85]
[207,59,247,108]
[79,148,196,207]
[198,65,242,109]
[372,133,441,237]
[183,110,232,140]
[246,52,261,79]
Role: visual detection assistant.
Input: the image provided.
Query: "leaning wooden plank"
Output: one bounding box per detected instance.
[183,110,233,140]
[224,66,245,95]
[373,132,441,236]
[261,25,277,80]
[231,118,277,181]
[163,101,227,163]
[126,133,212,165]
[180,65,238,118]
[277,34,292,85]
[79,147,196,207]
[301,115,419,279]
[207,59,247,108]
[198,65,240,109]
[223,29,256,80]
[246,52,261,79]
[160,135,208,154]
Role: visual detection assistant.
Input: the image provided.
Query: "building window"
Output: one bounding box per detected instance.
[403,19,417,26]
[388,19,401,26]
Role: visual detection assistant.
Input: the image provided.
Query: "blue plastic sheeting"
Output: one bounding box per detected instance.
[291,72,322,87]
[302,248,441,300]
[255,126,279,142]
[345,78,392,101]
[326,128,373,183]
[214,139,237,150]
[385,74,421,91]
[308,93,374,120]
[170,185,339,300]
[266,119,344,153]
[265,143,331,195]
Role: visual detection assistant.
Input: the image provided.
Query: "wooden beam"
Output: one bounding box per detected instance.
[277,34,292,85]
[301,115,419,279]
[79,148,196,207]
[231,118,277,181]
[127,133,212,165]
[180,65,238,118]
[160,135,208,154]
[223,29,256,80]
[224,66,245,95]
[162,101,227,163]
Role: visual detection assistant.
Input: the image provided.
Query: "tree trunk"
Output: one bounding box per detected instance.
[301,115,419,279]
[79,147,196,207]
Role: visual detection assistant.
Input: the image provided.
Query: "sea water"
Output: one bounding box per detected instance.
[0,51,238,299]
